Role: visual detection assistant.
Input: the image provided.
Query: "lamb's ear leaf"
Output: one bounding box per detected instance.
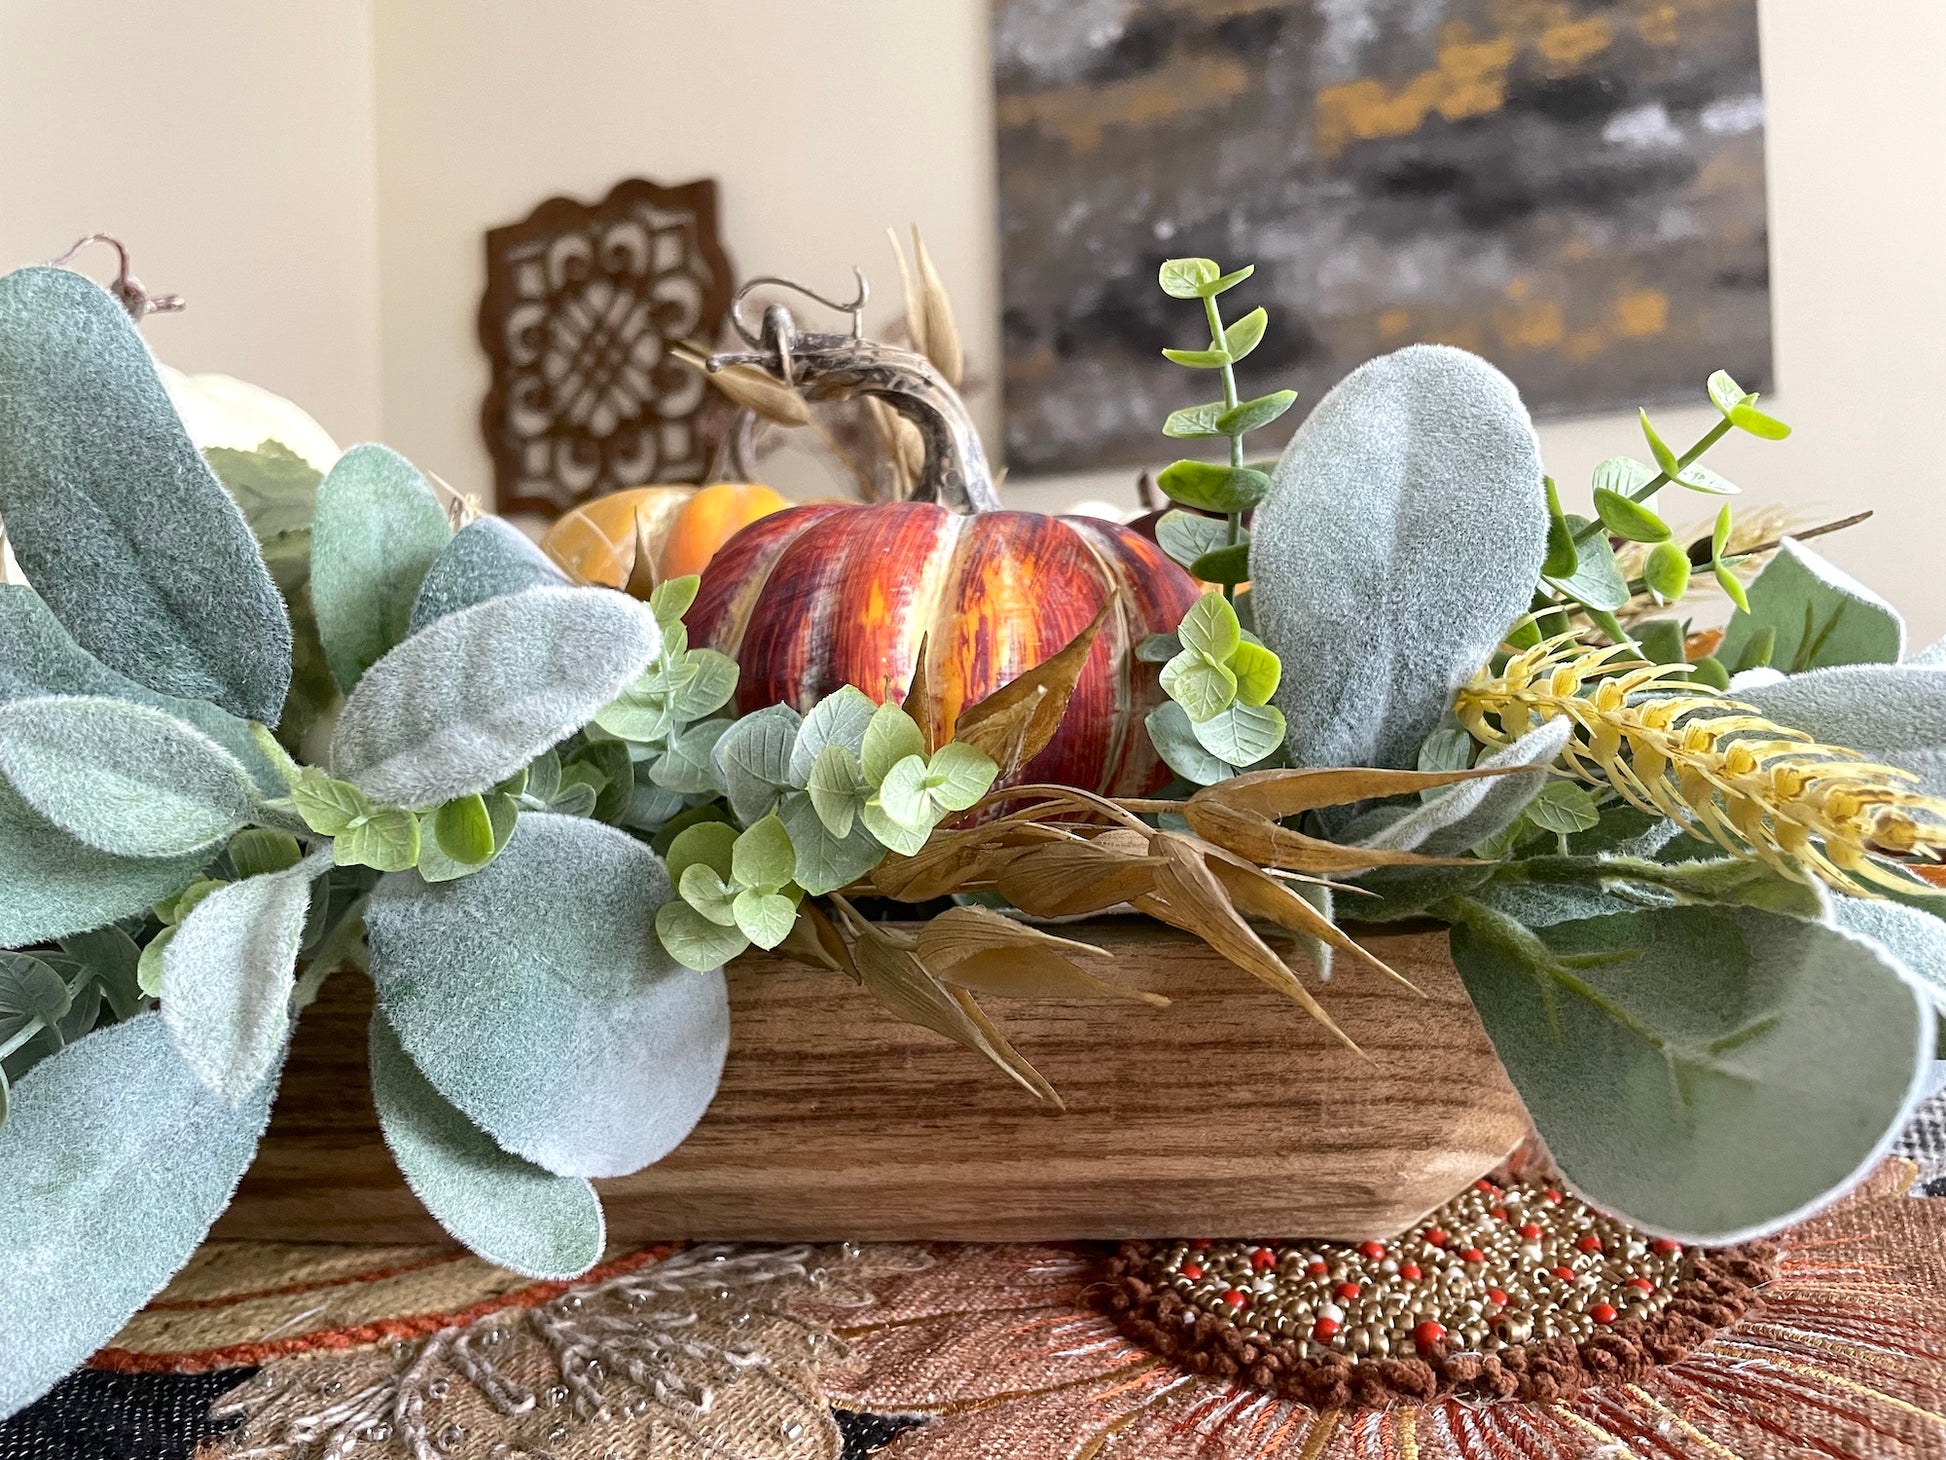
[161,857,323,1103]
[1450,903,1932,1242]
[0,696,257,858]
[1834,896,1946,1006]
[0,267,292,722]
[1353,720,1569,854]
[310,444,452,691]
[367,813,728,1178]
[368,1009,602,1279]
[1250,344,1546,767]
[0,777,208,950]
[1737,663,1946,797]
[332,586,661,809]
[1717,538,1904,674]
[409,516,567,633]
[0,1014,278,1416]
[0,586,279,791]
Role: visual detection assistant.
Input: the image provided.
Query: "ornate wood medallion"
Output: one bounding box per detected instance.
[478,178,734,518]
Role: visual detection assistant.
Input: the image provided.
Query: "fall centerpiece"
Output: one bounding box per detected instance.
[0,245,1942,1422]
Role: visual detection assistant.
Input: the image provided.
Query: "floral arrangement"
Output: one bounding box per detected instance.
[1,244,1943,1420]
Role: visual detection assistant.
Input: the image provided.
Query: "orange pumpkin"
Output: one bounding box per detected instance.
[539,481,789,595]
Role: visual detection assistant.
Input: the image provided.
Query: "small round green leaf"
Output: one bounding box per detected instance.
[1227,639,1282,706]
[1728,401,1790,440]
[1638,409,1680,477]
[1160,345,1233,369]
[228,828,302,880]
[1161,653,1237,723]
[1161,401,1227,439]
[1177,593,1243,662]
[1189,542,1252,585]
[1157,460,1270,513]
[1592,487,1670,543]
[732,888,797,949]
[1643,540,1693,604]
[1223,307,1268,362]
[433,794,496,866]
[1215,390,1297,437]
[1155,510,1229,571]
[1158,258,1220,298]
[923,741,999,813]
[1188,700,1285,767]
[731,814,796,892]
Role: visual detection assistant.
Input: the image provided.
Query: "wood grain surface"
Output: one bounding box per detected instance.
[215,921,1529,1244]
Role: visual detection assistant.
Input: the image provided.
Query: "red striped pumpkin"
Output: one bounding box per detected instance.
[687,501,1200,796]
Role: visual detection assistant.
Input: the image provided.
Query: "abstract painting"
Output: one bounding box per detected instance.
[993,0,1771,476]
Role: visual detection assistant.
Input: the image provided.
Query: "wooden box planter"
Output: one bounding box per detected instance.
[214,923,1529,1244]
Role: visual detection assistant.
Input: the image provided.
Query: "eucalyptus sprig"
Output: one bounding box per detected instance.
[1153,257,1296,601]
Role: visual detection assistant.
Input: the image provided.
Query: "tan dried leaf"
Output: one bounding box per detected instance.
[919,906,1167,1006]
[869,817,1068,901]
[904,632,938,753]
[1200,843,1419,995]
[952,598,1114,775]
[991,841,1166,918]
[911,227,963,387]
[706,361,813,428]
[1136,833,1360,1054]
[849,922,1060,1104]
[776,899,849,974]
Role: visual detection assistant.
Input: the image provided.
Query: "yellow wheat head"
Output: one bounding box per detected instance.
[1455,636,1946,899]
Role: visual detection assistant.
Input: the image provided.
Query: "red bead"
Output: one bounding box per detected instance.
[1519,1222,1543,1240]
[1251,1247,1277,1271]
[1335,1281,1361,1302]
[1627,1277,1655,1293]
[1544,1189,1563,1204]
[1358,1240,1386,1261]
[1461,1247,1487,1264]
[1190,1238,1211,1249]
[1486,1287,1508,1308]
[1652,1238,1682,1255]
[1412,1320,1446,1352]
[1312,1316,1340,1342]
[1424,1227,1448,1248]
[1307,1259,1330,1277]
[1399,1263,1423,1281]
[1222,1289,1249,1310]
[1181,1262,1203,1280]
[1475,1178,1498,1193]
[1576,1234,1603,1253]
[1489,1207,1508,1222]
[1553,1266,1576,1282]
[1591,1303,1618,1324]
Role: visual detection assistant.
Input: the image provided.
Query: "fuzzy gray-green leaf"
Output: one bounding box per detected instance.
[332,586,661,809]
[311,444,452,691]
[0,696,257,858]
[0,1014,277,1416]
[1354,720,1569,854]
[1738,663,1946,797]
[1450,903,1932,1241]
[410,516,567,632]
[1250,344,1545,768]
[367,814,728,1178]
[160,857,320,1103]
[0,268,292,723]
[1718,538,1904,673]
[369,1011,602,1279]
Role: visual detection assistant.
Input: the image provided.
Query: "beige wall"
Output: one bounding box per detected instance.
[0,0,383,446]
[4,1,1943,640]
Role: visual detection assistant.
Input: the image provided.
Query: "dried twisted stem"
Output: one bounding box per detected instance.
[1456,636,1946,898]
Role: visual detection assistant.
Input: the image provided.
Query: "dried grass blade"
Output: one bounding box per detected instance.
[776,899,849,974]
[904,631,937,753]
[870,820,1069,901]
[947,987,1062,1107]
[990,842,1168,918]
[1195,765,1522,821]
[1202,847,1421,995]
[952,599,1114,775]
[1183,796,1473,874]
[921,908,1167,1008]
[910,226,964,386]
[686,344,812,428]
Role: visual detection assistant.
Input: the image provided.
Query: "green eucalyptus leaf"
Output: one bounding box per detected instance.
[0,267,293,723]
[1544,515,1629,612]
[1227,639,1281,706]
[290,768,372,836]
[860,701,925,787]
[59,926,144,1021]
[1592,487,1670,544]
[1223,307,1268,361]
[679,864,740,926]
[731,814,796,892]
[1643,541,1692,604]
[1158,257,1220,298]
[544,779,599,820]
[732,888,797,948]
[228,828,302,880]
[369,1011,602,1279]
[859,799,932,857]
[433,794,496,866]
[409,516,567,632]
[1156,460,1270,514]
[1145,701,1234,785]
[1190,542,1253,585]
[1639,409,1680,478]
[1155,510,1230,571]
[1252,345,1545,768]
[567,738,634,825]
[712,704,802,822]
[1208,265,1254,295]
[160,856,320,1103]
[311,445,451,691]
[1729,400,1790,439]
[1215,390,1298,437]
[807,743,868,837]
[648,718,734,796]
[1177,593,1242,662]
[779,791,885,896]
[648,575,701,629]
[1541,476,1578,580]
[0,696,257,858]
[875,755,935,831]
[0,776,207,951]
[1188,700,1285,767]
[136,927,175,998]
[1706,368,1749,418]
[1161,401,1228,439]
[924,741,999,812]
[666,821,737,892]
[204,441,319,541]
[334,806,421,873]
[1161,652,1237,722]
[1673,463,1738,497]
[789,686,877,785]
[333,586,662,809]
[1450,903,1932,1241]
[0,954,70,1045]
[0,1014,278,1416]
[1591,456,1656,499]
[1525,780,1602,835]
[654,901,750,972]
[667,650,739,723]
[368,813,729,1176]
[1161,345,1233,369]
[1718,539,1904,673]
